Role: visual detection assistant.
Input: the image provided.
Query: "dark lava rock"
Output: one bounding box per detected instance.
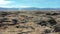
[44,29,51,33]
[0,24,5,27]
[54,25,60,32]
[48,19,57,26]
[16,26,19,28]
[1,12,8,17]
[12,19,18,24]
[38,21,47,26]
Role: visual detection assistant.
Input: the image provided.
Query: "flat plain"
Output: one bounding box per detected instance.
[0,10,60,34]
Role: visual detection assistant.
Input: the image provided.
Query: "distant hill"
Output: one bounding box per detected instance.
[0,7,19,10]
[19,7,40,10]
[20,7,60,10]
[0,7,60,10]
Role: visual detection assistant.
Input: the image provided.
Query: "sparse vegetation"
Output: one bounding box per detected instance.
[0,11,60,34]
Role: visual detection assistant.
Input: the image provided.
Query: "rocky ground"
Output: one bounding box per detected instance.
[0,11,60,34]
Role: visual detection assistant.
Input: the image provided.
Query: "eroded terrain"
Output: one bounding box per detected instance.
[0,11,60,34]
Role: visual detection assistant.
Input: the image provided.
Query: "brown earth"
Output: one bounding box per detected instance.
[0,10,60,34]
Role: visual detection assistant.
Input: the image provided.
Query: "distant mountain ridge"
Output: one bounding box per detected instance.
[0,7,60,10]
[20,7,60,10]
[0,7,19,10]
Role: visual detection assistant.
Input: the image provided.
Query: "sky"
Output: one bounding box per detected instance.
[0,0,60,8]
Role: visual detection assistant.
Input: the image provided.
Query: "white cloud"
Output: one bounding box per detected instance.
[0,0,31,8]
[0,0,15,8]
[0,0,12,5]
[0,5,32,8]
